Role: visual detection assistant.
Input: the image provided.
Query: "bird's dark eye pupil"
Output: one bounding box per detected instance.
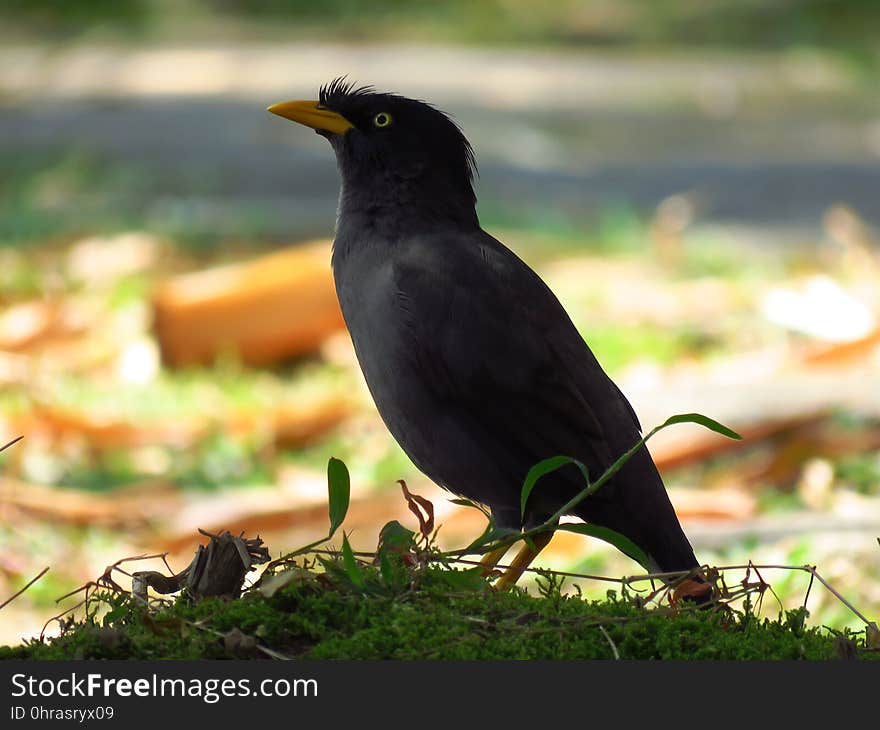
[373,112,392,128]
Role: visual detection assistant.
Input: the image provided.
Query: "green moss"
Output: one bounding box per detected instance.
[2,560,869,661]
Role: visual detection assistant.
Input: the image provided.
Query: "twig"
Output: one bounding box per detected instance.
[441,555,875,628]
[0,566,49,611]
[434,556,632,585]
[254,644,293,661]
[0,435,23,454]
[184,619,292,660]
[689,563,876,628]
[285,547,874,628]
[41,596,88,641]
[598,624,620,660]
[802,565,875,628]
[267,535,336,570]
[55,553,171,603]
[802,565,816,610]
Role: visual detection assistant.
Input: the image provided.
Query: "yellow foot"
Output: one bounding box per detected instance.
[493,532,553,591]
[478,544,512,577]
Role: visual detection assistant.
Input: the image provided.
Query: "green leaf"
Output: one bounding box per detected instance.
[377,520,416,555]
[327,457,351,537]
[340,533,365,589]
[449,498,479,508]
[378,550,397,586]
[316,555,349,584]
[449,499,477,507]
[438,566,488,592]
[557,523,651,571]
[521,455,589,519]
[656,413,742,441]
[257,568,311,598]
[101,603,129,627]
[466,520,524,553]
[449,498,491,519]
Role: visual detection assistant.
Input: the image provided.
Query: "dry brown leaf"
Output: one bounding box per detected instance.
[152,240,345,367]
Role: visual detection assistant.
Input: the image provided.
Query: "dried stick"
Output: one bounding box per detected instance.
[0,435,23,453]
[598,625,620,660]
[0,567,49,611]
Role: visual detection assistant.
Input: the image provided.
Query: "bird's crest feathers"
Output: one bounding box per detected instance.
[318,76,477,187]
[319,77,376,108]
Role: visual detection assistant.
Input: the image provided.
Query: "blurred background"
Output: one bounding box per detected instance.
[1,0,879,643]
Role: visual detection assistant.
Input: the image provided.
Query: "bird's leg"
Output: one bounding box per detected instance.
[493,531,554,592]
[478,544,512,576]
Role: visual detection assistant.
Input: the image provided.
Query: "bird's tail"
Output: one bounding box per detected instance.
[573,443,700,576]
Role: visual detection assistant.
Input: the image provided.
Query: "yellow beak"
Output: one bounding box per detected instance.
[267,100,354,135]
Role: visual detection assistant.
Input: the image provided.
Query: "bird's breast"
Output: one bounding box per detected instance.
[333,241,411,398]
[332,239,443,471]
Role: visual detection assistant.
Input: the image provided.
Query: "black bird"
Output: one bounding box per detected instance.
[268,79,703,588]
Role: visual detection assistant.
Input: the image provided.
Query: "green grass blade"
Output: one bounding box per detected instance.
[557,523,651,571]
[341,533,365,589]
[658,413,742,440]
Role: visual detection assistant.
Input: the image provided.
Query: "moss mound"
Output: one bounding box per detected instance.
[0,559,869,660]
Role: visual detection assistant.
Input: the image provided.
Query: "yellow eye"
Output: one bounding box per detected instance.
[373,112,393,128]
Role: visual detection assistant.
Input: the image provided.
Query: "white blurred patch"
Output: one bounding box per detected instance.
[116,338,159,385]
[0,301,52,349]
[798,458,834,511]
[67,232,160,285]
[761,275,875,342]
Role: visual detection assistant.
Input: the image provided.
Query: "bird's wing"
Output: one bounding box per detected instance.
[392,231,641,512]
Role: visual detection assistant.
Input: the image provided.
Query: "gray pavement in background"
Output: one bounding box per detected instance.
[2,42,879,238]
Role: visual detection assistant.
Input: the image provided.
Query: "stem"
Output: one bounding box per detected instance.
[267,535,333,569]
[0,567,49,611]
[0,435,23,454]
[540,429,657,530]
[804,566,875,628]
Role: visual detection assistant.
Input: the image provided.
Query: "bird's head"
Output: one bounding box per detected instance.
[268,78,478,226]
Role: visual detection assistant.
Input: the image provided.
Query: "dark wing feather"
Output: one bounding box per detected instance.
[392,230,641,523]
[386,229,698,572]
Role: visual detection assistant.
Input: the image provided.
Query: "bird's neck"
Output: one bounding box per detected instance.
[335,173,479,240]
